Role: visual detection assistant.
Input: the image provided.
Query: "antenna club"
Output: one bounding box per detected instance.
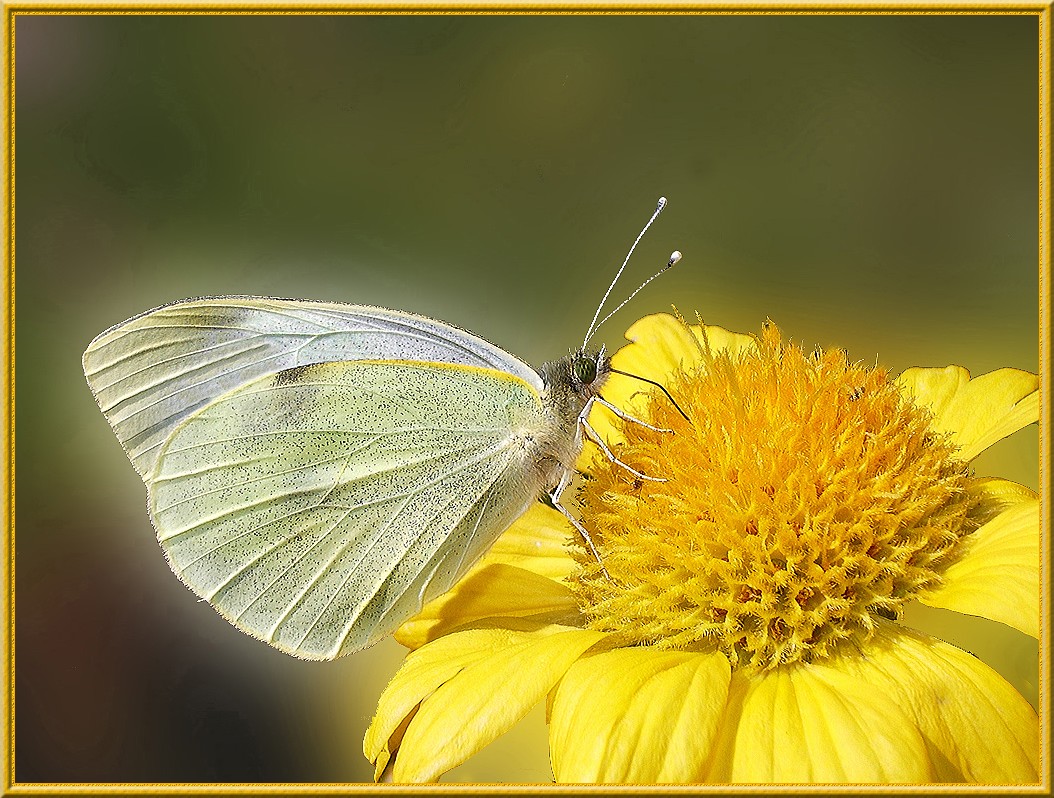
[657,197,668,211]
[668,251,682,267]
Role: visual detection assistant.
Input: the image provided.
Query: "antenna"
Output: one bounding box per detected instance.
[588,251,682,342]
[608,366,691,422]
[582,197,669,348]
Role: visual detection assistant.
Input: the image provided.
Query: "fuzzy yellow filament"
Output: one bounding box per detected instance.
[571,323,976,671]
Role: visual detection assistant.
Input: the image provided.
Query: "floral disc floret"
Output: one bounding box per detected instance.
[570,322,978,671]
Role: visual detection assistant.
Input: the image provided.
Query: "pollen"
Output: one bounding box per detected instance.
[570,322,977,671]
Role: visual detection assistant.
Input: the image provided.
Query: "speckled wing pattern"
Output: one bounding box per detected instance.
[150,359,549,660]
[82,297,544,477]
[83,297,553,659]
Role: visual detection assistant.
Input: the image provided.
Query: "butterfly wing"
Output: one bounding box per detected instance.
[82,296,543,477]
[148,359,550,660]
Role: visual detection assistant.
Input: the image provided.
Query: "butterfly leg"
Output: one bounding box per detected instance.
[549,467,611,580]
[594,395,673,433]
[548,403,612,578]
[581,417,668,483]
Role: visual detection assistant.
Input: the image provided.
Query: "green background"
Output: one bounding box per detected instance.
[15,12,1040,783]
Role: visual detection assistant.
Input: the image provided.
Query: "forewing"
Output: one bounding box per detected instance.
[148,360,549,660]
[83,296,542,476]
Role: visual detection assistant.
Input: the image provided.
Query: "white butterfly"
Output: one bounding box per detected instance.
[82,199,680,660]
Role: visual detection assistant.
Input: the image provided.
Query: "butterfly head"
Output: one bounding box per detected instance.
[568,346,611,398]
[538,346,612,428]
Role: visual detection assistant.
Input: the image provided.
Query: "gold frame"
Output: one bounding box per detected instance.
[1,3,1048,793]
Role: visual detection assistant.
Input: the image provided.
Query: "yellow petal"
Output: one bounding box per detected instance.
[587,315,696,449]
[482,502,578,582]
[843,625,1039,782]
[549,648,731,783]
[389,623,606,782]
[918,495,1039,638]
[613,314,709,383]
[720,662,932,782]
[393,504,580,649]
[896,365,970,416]
[616,314,757,372]
[370,707,416,782]
[364,626,514,774]
[395,563,578,649]
[965,476,1040,527]
[896,366,1039,461]
[697,322,762,360]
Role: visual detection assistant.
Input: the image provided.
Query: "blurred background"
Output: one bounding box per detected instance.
[14,11,1040,784]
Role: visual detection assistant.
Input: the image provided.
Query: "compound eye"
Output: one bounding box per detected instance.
[573,356,598,385]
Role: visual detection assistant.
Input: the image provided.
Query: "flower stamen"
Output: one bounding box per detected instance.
[571,322,978,671]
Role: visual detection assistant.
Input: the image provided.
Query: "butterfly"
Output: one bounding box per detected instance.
[82,198,680,660]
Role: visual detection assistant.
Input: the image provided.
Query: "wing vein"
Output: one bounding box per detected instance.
[290,438,516,654]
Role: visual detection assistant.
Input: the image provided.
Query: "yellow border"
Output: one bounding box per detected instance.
[0,2,1051,11]
[1039,1,1052,791]
[3,2,13,796]
[1,3,1049,794]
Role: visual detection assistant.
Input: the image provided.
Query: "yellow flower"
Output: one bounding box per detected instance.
[364,313,1040,783]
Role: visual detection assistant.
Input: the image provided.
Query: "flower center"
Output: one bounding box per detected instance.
[569,322,977,671]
